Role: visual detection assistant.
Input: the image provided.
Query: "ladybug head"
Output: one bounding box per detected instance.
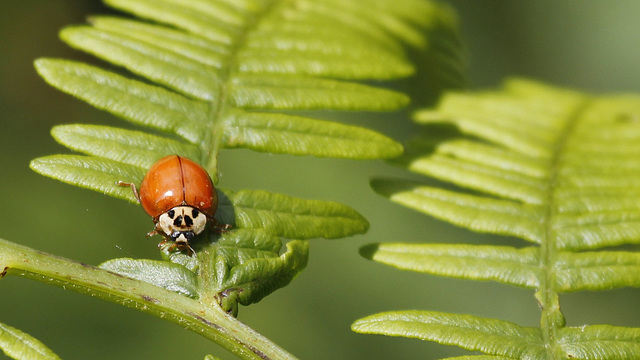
[156,206,208,250]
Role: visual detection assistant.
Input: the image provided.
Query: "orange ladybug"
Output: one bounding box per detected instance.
[118,155,224,256]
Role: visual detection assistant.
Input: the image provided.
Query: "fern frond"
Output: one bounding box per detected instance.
[0,321,61,360]
[26,1,464,352]
[409,79,640,251]
[356,79,640,359]
[29,0,447,246]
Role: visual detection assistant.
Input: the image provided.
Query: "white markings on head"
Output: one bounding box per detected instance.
[156,206,208,240]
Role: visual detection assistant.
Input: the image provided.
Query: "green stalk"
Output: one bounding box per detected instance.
[536,99,588,359]
[0,238,297,360]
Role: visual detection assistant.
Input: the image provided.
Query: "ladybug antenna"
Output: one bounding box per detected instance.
[186,244,196,257]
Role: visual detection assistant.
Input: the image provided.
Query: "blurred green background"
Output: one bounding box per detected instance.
[2,1,640,359]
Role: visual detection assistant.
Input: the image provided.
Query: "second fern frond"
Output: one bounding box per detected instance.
[354,78,640,360]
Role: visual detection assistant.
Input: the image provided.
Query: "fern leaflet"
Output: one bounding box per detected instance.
[0,321,61,360]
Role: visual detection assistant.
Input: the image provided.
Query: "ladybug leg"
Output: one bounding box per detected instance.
[146,230,158,238]
[158,239,195,256]
[116,181,141,203]
[157,238,174,251]
[215,223,232,232]
[210,218,232,233]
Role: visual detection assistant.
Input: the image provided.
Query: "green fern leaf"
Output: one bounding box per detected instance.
[204,355,223,360]
[51,124,201,168]
[221,110,403,158]
[357,79,640,358]
[360,243,540,289]
[221,189,369,239]
[360,243,640,292]
[228,74,408,110]
[559,325,640,358]
[100,258,199,298]
[352,311,544,359]
[556,251,640,291]
[0,322,61,360]
[372,178,544,243]
[30,155,145,203]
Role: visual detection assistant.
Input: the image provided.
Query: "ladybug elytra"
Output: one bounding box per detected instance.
[118,155,226,255]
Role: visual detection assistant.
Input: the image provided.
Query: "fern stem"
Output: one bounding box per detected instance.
[203,1,278,180]
[0,238,298,360]
[205,82,225,183]
[537,97,589,359]
[197,240,228,309]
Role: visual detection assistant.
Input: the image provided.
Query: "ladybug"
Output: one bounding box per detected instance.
[118,155,226,256]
